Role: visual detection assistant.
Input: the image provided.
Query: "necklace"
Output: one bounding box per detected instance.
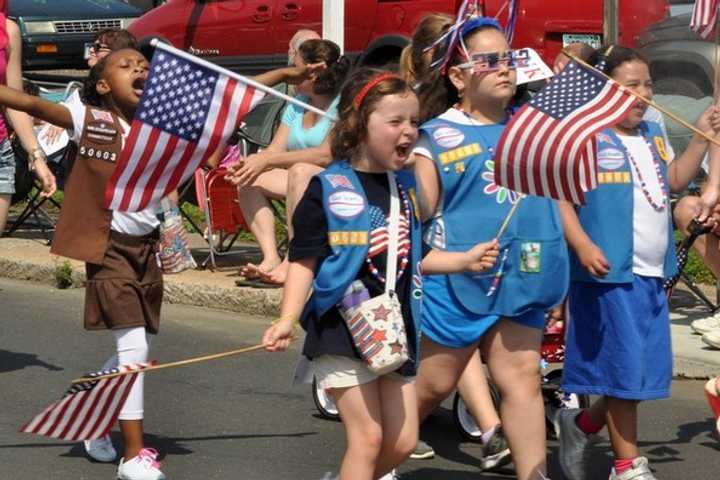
[622,135,667,212]
[365,180,411,284]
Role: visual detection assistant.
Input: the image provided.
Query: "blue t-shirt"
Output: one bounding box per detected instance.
[281,95,338,151]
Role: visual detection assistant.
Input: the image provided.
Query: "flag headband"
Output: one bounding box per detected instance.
[353,73,401,110]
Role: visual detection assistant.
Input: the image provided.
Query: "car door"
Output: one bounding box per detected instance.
[272,0,321,62]
[187,0,280,73]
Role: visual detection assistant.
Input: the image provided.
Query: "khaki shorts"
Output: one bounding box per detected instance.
[313,354,411,390]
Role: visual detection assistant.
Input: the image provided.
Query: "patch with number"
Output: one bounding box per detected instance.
[597,171,631,184]
[85,120,118,145]
[654,136,670,161]
[328,230,368,246]
[78,144,117,163]
[438,143,482,165]
[328,190,366,218]
[520,242,541,273]
[432,126,465,149]
[597,147,625,170]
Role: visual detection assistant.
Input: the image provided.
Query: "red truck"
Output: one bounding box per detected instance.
[129,0,670,75]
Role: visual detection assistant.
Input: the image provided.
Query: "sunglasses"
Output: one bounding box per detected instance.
[457,49,530,73]
[90,42,111,54]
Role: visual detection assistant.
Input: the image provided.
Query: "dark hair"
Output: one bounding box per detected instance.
[588,45,648,77]
[399,13,454,87]
[94,28,138,51]
[298,39,351,97]
[81,55,112,107]
[416,23,504,123]
[330,68,414,160]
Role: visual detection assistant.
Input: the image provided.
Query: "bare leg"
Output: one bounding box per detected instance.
[674,196,720,277]
[0,193,10,235]
[482,319,546,480]
[331,381,384,480]
[456,349,501,432]
[119,419,144,460]
[373,376,419,478]
[605,397,639,459]
[415,336,477,423]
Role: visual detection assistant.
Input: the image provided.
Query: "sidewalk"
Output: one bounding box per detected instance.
[0,232,718,378]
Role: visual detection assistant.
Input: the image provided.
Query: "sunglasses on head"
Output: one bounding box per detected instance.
[90,42,110,53]
[457,49,530,73]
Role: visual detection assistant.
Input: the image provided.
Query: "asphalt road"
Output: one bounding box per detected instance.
[0,278,718,479]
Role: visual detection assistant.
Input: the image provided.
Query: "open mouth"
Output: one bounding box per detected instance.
[395,143,411,158]
[131,77,145,97]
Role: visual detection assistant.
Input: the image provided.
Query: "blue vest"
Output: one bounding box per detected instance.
[571,122,678,283]
[305,161,424,353]
[420,117,569,316]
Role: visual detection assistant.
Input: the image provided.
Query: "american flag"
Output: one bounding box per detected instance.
[494,61,635,204]
[105,43,265,212]
[690,0,719,39]
[20,363,148,441]
[368,205,410,258]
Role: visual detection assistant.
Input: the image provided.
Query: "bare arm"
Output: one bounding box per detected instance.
[264,138,332,169]
[558,200,609,277]
[413,153,441,222]
[422,239,499,275]
[667,132,709,193]
[251,62,326,88]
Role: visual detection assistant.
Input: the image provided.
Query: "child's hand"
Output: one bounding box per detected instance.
[33,161,56,197]
[577,242,610,277]
[698,187,720,223]
[465,239,500,272]
[262,317,297,352]
[284,61,327,85]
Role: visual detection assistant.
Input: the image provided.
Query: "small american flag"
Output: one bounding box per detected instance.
[20,363,148,441]
[105,43,265,212]
[494,61,635,204]
[690,0,719,39]
[368,205,410,258]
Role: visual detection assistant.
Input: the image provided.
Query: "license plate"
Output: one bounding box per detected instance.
[83,42,93,60]
[562,33,602,49]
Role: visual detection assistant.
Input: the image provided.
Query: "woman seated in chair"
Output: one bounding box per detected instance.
[227,38,350,286]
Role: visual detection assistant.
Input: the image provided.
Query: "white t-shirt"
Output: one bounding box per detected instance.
[67,101,160,235]
[617,133,669,277]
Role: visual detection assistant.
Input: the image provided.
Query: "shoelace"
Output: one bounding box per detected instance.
[137,448,162,470]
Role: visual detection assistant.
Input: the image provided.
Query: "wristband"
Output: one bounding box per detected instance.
[28,148,47,171]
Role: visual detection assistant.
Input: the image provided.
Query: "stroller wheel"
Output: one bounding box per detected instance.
[452,380,502,442]
[542,368,590,438]
[312,377,340,421]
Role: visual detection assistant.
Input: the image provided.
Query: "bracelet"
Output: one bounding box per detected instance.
[28,148,47,171]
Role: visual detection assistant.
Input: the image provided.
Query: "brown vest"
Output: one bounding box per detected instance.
[51,107,123,265]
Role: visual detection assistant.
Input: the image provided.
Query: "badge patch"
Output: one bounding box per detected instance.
[328,191,366,218]
[85,120,118,145]
[597,148,625,170]
[596,132,613,145]
[654,136,670,161]
[520,242,541,273]
[432,127,465,149]
[326,174,354,190]
[90,108,114,123]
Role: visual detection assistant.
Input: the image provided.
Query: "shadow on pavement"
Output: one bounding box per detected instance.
[0,349,63,373]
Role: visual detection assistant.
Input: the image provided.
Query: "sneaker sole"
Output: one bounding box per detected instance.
[410,451,435,460]
[702,335,720,349]
[480,447,512,471]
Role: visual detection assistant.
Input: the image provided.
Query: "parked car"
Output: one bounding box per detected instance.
[124,0,167,12]
[128,0,670,76]
[638,12,718,98]
[8,0,142,70]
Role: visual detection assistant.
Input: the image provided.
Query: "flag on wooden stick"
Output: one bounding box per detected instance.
[20,363,150,441]
[690,0,719,39]
[494,60,635,204]
[104,42,266,212]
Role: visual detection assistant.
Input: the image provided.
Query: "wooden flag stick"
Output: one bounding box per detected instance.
[72,343,269,384]
[562,50,720,148]
[495,195,524,239]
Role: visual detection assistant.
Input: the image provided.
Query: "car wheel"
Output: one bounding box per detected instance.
[452,380,502,443]
[312,377,340,421]
[653,77,706,99]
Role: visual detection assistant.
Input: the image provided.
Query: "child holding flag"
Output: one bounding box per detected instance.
[262,67,500,480]
[412,16,569,480]
[556,46,720,480]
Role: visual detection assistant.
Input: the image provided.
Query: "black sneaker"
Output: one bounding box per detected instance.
[410,440,435,459]
[480,426,512,471]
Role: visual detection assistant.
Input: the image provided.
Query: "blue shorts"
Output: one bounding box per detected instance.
[562,275,672,401]
[0,138,15,195]
[421,274,545,348]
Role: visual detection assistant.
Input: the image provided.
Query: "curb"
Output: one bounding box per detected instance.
[0,255,281,317]
[674,357,718,380]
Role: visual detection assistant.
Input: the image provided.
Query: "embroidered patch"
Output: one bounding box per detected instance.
[438,143,482,165]
[90,109,114,123]
[597,171,631,184]
[78,145,117,163]
[597,148,625,170]
[432,126,465,149]
[328,191,366,218]
[454,161,465,173]
[654,136,670,161]
[596,132,614,144]
[328,231,368,246]
[326,174,354,190]
[520,242,541,273]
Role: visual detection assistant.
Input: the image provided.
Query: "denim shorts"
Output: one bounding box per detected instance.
[0,138,15,195]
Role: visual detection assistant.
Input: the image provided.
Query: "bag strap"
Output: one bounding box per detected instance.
[385,172,400,295]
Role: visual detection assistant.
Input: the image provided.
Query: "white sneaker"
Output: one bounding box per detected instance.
[690,312,720,334]
[117,448,166,480]
[83,434,116,462]
[702,330,720,349]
